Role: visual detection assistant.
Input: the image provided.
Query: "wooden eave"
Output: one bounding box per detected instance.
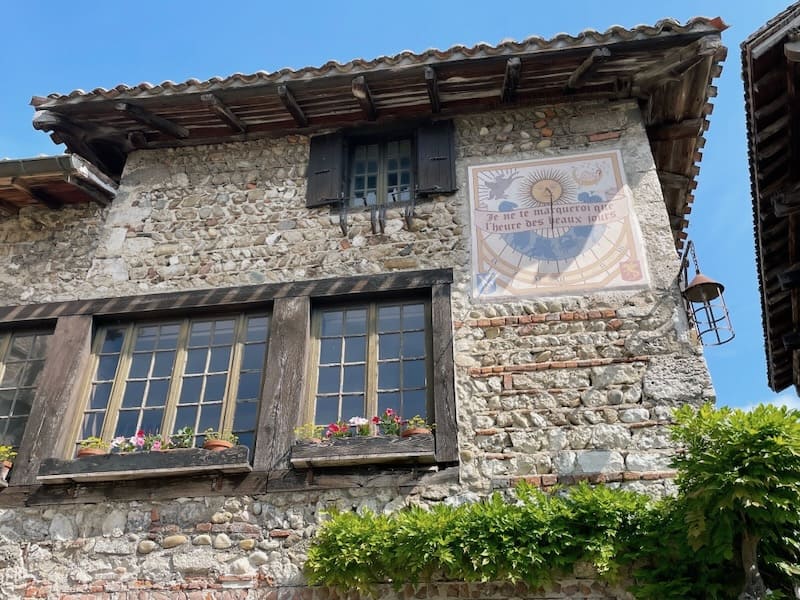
[30,19,726,250]
[743,1,800,393]
[0,154,117,214]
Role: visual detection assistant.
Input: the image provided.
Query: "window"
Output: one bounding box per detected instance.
[0,331,51,446]
[78,313,269,451]
[349,139,413,207]
[308,299,431,426]
[306,120,456,208]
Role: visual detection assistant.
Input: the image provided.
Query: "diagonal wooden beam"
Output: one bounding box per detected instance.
[351,76,376,120]
[10,178,62,209]
[33,111,118,178]
[0,196,19,216]
[566,47,611,93]
[276,85,308,127]
[114,102,189,139]
[424,67,441,114]
[772,186,800,217]
[501,57,521,103]
[778,263,800,290]
[201,93,247,133]
[646,118,705,141]
[634,36,720,92]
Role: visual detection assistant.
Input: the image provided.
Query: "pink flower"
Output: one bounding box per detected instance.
[385,408,394,416]
[152,440,162,451]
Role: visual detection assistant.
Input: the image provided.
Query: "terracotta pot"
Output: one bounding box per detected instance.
[203,439,234,452]
[0,460,12,481]
[401,427,431,437]
[77,447,107,458]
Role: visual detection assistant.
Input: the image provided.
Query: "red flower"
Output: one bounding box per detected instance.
[372,416,380,424]
[385,408,394,416]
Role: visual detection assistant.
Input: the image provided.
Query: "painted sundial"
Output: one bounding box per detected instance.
[468,150,649,299]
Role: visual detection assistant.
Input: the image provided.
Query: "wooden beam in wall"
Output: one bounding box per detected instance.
[351,75,377,120]
[276,85,308,127]
[424,67,441,114]
[114,102,189,139]
[565,47,610,93]
[501,57,521,103]
[201,93,247,133]
[10,178,62,210]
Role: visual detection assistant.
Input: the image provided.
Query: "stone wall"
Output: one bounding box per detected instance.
[0,100,712,598]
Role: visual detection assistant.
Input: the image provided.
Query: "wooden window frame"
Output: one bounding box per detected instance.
[348,136,415,208]
[0,268,457,487]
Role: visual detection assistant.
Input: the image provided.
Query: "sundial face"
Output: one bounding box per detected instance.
[468,150,649,299]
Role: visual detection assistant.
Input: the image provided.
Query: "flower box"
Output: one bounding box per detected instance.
[290,433,435,468]
[36,446,251,484]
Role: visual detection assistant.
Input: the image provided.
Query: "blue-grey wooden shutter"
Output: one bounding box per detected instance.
[306,132,345,207]
[416,120,456,195]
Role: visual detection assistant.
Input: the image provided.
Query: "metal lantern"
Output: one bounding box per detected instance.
[680,241,734,346]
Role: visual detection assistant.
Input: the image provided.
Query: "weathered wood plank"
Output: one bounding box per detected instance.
[12,315,93,486]
[431,283,458,463]
[290,435,434,468]
[352,76,377,120]
[565,47,610,92]
[115,102,189,139]
[424,67,441,113]
[9,178,62,210]
[646,118,705,141]
[255,296,310,471]
[38,447,250,484]
[501,57,521,103]
[0,269,454,324]
[201,93,247,133]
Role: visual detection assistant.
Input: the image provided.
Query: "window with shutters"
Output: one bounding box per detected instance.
[306,120,456,208]
[76,313,269,453]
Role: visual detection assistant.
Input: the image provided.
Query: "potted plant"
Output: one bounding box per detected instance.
[202,429,238,451]
[402,415,433,437]
[0,445,16,482]
[294,423,324,443]
[372,408,402,436]
[164,426,195,449]
[77,437,109,457]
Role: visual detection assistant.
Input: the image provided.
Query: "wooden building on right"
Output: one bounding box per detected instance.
[743,1,800,393]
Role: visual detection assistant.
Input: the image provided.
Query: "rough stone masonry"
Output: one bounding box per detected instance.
[0,101,713,598]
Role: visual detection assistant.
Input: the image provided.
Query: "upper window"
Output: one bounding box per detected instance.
[306,120,456,208]
[0,331,51,447]
[78,313,269,451]
[349,139,413,207]
[308,299,431,426]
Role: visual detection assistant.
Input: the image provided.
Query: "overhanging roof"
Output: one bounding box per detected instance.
[0,154,117,215]
[30,18,726,250]
[743,1,800,392]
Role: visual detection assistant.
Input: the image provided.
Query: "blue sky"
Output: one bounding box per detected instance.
[0,1,795,410]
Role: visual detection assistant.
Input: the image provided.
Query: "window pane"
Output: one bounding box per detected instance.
[140,409,163,434]
[81,412,105,440]
[379,333,400,360]
[204,374,228,402]
[13,389,33,417]
[129,353,151,379]
[236,432,254,450]
[404,389,427,420]
[317,367,340,394]
[241,343,266,371]
[319,338,341,364]
[115,411,139,436]
[403,304,425,330]
[377,306,401,332]
[315,397,338,426]
[146,380,169,407]
[341,395,364,420]
[0,364,21,387]
[236,372,261,401]
[21,361,44,387]
[152,351,176,377]
[97,355,121,381]
[209,347,231,372]
[344,309,366,335]
[344,337,366,363]
[321,311,343,337]
[179,377,202,404]
[90,383,113,410]
[189,321,212,347]
[101,328,126,354]
[156,324,180,350]
[233,401,257,429]
[175,406,197,429]
[378,362,400,390]
[122,381,146,408]
[134,326,159,352]
[342,365,364,393]
[245,316,269,342]
[185,348,207,374]
[0,390,12,415]
[4,417,25,446]
[378,392,400,416]
[213,320,235,345]
[403,331,426,358]
[403,360,427,388]
[198,404,222,432]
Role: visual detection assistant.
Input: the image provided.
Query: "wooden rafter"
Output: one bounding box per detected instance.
[114,102,189,139]
[634,36,720,91]
[201,93,247,133]
[32,111,119,178]
[772,186,800,217]
[10,178,62,209]
[646,118,705,141]
[424,67,441,114]
[779,264,800,290]
[566,47,610,93]
[501,57,521,103]
[783,331,800,350]
[276,85,308,127]
[351,76,376,120]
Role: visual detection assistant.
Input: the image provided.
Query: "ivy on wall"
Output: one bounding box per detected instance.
[305,405,800,600]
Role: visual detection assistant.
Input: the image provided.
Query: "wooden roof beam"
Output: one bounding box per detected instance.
[646,118,705,141]
[635,36,720,92]
[32,111,117,177]
[782,331,800,351]
[276,85,307,128]
[778,263,800,290]
[657,170,691,188]
[565,47,610,93]
[114,102,189,139]
[424,67,441,114]
[201,93,247,133]
[10,178,62,210]
[351,76,376,120]
[0,197,19,216]
[772,186,800,217]
[501,57,521,103]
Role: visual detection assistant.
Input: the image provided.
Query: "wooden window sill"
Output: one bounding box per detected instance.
[36,446,252,484]
[290,434,435,468]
